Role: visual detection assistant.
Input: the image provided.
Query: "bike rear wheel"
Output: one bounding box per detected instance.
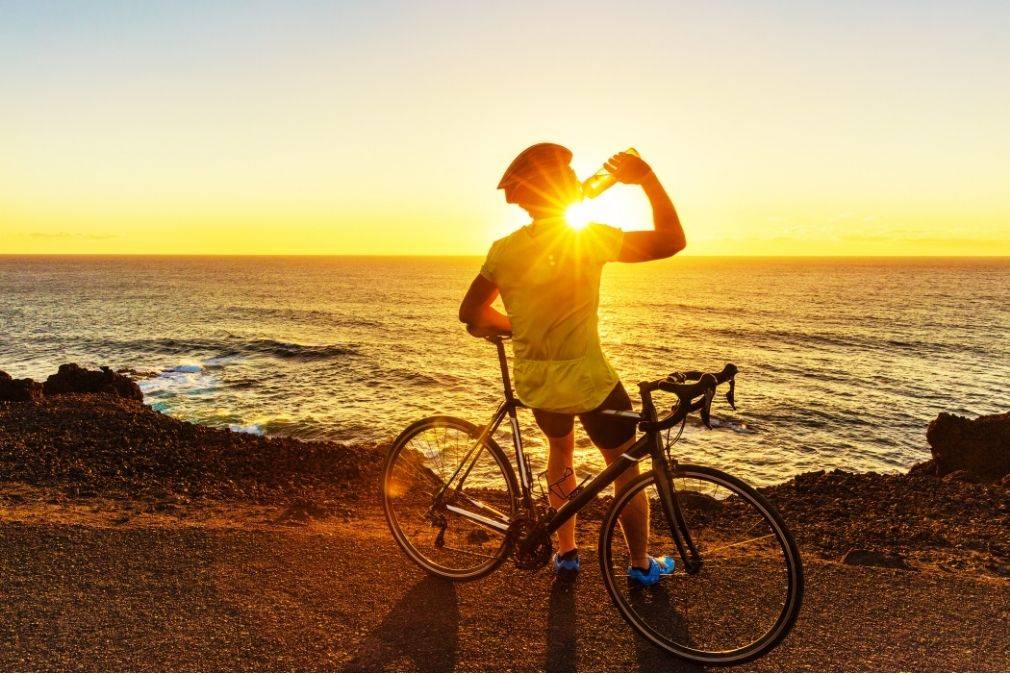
[382,416,518,581]
[599,464,803,666]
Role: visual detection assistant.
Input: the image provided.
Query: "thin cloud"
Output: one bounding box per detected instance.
[23,232,116,240]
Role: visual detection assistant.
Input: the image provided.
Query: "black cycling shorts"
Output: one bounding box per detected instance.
[532,382,636,449]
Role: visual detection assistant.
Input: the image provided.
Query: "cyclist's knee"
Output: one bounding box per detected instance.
[546,431,574,460]
[599,436,635,465]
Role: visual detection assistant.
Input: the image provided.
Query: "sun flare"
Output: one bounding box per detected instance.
[565,202,593,230]
[564,187,652,233]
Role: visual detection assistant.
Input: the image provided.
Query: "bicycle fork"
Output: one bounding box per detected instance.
[639,384,703,574]
[652,449,704,573]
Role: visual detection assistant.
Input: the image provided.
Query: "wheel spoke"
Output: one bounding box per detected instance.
[601,467,802,663]
[384,420,517,580]
[703,533,776,556]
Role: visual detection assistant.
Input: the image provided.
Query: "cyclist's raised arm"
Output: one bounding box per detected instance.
[459,274,512,336]
[608,152,686,263]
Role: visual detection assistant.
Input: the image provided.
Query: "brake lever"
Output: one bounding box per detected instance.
[726,377,736,410]
[700,386,715,429]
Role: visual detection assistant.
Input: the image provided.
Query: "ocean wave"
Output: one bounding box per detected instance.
[244,338,357,360]
[709,417,759,434]
[222,305,386,329]
[690,324,995,360]
[108,336,358,362]
[168,363,203,373]
[228,423,264,435]
[139,364,220,399]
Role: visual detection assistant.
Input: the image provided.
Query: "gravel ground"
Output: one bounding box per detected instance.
[0,506,1006,672]
[1,394,1008,670]
[3,394,1009,579]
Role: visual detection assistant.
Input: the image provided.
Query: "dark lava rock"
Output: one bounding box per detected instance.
[761,464,1010,577]
[0,371,44,403]
[986,559,1010,577]
[927,411,1010,480]
[842,548,911,570]
[907,459,936,476]
[0,393,384,504]
[678,490,723,514]
[943,469,979,484]
[274,500,330,525]
[43,363,143,401]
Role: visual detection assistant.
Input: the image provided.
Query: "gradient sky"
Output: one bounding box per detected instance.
[3,0,1009,255]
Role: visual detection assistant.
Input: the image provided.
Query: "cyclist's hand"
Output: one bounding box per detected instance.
[466,323,488,338]
[605,152,653,185]
[466,323,511,339]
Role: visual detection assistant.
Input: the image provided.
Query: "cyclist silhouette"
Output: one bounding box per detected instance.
[459,143,686,579]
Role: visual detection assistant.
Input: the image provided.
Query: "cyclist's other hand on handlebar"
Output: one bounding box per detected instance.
[604,152,653,185]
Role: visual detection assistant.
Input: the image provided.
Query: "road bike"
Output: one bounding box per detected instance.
[381,334,803,665]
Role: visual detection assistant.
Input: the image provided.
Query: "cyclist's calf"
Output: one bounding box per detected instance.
[600,437,651,568]
[546,431,578,554]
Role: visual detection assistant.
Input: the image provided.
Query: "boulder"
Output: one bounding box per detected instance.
[43,363,143,402]
[906,459,936,476]
[841,548,911,570]
[927,411,1010,480]
[0,371,44,402]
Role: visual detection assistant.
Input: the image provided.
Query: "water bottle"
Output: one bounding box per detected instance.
[582,147,640,199]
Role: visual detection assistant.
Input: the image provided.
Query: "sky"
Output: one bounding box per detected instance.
[2,0,1009,256]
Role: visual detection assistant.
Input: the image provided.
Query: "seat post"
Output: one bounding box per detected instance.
[494,337,515,404]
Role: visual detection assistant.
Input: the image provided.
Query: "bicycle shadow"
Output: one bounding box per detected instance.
[545,577,578,672]
[342,575,460,672]
[627,584,700,672]
[545,575,698,673]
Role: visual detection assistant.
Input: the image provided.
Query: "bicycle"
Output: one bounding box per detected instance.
[381,333,803,666]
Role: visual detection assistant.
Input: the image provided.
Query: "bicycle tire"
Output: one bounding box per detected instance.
[598,464,803,666]
[382,415,519,581]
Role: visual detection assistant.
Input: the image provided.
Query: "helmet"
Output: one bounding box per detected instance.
[497,143,573,189]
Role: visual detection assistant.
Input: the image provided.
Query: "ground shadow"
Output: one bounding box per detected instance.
[343,575,459,672]
[627,584,701,672]
[545,577,578,672]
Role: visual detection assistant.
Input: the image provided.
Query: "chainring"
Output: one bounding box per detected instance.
[507,515,554,570]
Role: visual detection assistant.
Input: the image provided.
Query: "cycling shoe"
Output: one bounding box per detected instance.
[627,555,675,587]
[553,549,580,579]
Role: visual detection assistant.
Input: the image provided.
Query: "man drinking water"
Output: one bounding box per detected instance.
[458,143,686,584]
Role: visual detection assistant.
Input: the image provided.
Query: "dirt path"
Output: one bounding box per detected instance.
[0,505,1007,672]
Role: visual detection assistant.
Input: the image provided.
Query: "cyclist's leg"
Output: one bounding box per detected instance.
[598,438,650,569]
[581,384,650,569]
[532,409,578,554]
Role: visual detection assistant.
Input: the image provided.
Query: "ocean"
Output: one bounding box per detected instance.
[2,255,1008,486]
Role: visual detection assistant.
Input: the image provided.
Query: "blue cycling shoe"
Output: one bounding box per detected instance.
[553,549,581,578]
[627,555,676,587]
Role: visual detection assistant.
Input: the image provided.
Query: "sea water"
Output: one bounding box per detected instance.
[2,255,1007,485]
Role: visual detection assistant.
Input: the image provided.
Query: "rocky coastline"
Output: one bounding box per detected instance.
[1,364,1008,578]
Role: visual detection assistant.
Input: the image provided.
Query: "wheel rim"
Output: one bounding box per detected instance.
[601,468,800,663]
[384,421,516,578]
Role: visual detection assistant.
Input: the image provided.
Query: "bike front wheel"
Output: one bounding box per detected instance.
[382,416,518,581]
[599,464,803,666]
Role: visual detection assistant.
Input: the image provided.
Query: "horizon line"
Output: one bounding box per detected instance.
[2,253,1010,260]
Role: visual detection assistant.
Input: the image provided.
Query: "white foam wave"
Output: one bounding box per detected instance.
[228,423,264,435]
[139,363,219,397]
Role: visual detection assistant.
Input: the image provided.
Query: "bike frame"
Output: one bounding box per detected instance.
[438,336,702,567]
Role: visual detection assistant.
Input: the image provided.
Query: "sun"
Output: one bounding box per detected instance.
[565,201,593,230]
